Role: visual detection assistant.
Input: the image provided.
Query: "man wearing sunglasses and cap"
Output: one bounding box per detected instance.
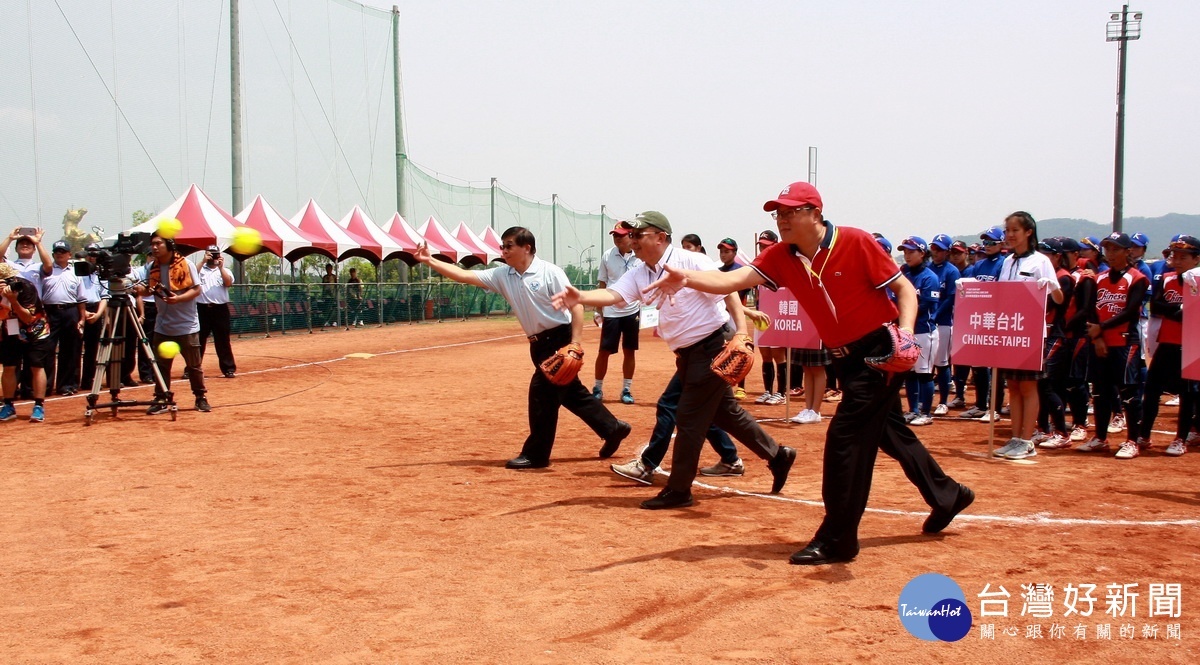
[592,223,642,404]
[643,182,972,564]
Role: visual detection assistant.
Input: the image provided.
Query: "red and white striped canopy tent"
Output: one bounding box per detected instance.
[115,183,238,253]
[479,226,504,255]
[379,213,424,266]
[417,216,480,267]
[338,206,403,262]
[233,195,305,258]
[290,199,377,262]
[452,222,500,265]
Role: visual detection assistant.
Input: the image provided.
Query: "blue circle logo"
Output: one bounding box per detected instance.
[897,573,973,642]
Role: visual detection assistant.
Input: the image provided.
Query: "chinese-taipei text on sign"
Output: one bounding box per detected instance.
[951,281,1047,371]
[1183,286,1200,381]
[755,287,821,349]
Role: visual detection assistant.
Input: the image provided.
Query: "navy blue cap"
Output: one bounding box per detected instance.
[1057,237,1083,253]
[1101,232,1133,249]
[1037,237,1064,254]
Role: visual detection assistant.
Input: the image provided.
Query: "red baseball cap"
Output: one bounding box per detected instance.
[609,222,630,236]
[763,181,823,212]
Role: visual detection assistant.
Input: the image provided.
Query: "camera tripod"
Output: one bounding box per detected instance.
[84,280,175,424]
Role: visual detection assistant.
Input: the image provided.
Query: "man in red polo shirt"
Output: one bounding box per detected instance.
[645,181,973,565]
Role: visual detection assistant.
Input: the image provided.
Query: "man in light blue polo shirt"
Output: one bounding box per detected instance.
[416,226,631,469]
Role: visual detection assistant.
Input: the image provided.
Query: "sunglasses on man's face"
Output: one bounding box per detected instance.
[629,230,662,240]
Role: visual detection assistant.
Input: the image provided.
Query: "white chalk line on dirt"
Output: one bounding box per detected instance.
[685,476,1200,528]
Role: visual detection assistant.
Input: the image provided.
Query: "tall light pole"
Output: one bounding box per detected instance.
[568,244,594,283]
[1107,5,1142,233]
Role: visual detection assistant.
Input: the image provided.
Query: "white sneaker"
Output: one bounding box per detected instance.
[1038,433,1072,449]
[764,392,785,406]
[790,409,822,424]
[910,414,934,426]
[1165,396,1180,407]
[1069,425,1089,442]
[755,392,772,404]
[1187,432,1200,445]
[1076,437,1110,453]
[933,403,949,416]
[1110,414,1126,432]
[904,411,919,423]
[1004,440,1037,460]
[611,458,656,484]
[978,411,1000,423]
[993,438,1022,457]
[1165,439,1187,457]
[700,458,745,476]
[1087,405,1094,415]
[1114,441,1140,459]
[1030,430,1050,444]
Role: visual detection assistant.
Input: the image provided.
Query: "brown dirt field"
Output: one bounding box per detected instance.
[2,317,1198,663]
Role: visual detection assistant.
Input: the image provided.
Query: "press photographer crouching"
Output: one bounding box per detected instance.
[132,231,211,414]
[0,263,53,423]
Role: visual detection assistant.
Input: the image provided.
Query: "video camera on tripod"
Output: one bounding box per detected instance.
[73,231,153,297]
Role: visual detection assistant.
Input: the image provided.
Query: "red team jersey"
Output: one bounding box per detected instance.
[751,223,901,349]
[1094,267,1149,347]
[1157,272,1183,346]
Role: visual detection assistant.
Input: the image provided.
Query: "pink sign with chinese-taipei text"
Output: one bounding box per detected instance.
[755,287,821,349]
[1183,287,1200,380]
[951,281,1047,371]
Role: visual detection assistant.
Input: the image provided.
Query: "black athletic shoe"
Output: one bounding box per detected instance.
[923,484,975,534]
[599,420,632,459]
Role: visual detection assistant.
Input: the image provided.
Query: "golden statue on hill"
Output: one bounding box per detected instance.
[62,207,100,253]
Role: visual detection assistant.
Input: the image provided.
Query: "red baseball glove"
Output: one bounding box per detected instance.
[865,323,920,374]
[711,334,756,386]
[540,342,585,386]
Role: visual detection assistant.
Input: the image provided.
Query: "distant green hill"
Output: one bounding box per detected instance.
[952,213,1200,249]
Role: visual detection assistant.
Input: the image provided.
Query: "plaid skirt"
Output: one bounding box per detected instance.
[792,347,831,367]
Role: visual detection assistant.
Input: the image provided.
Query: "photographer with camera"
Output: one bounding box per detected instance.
[3,228,53,400]
[41,240,87,396]
[196,245,236,378]
[78,244,109,389]
[132,231,211,414]
[0,263,53,423]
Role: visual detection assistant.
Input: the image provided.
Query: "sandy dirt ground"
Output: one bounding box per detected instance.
[2,317,1198,663]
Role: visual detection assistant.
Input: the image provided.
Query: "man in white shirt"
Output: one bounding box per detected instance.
[40,241,87,395]
[1,228,52,398]
[592,223,643,404]
[196,245,237,378]
[553,211,796,509]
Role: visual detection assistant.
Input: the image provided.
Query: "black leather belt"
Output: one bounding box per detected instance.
[44,303,77,310]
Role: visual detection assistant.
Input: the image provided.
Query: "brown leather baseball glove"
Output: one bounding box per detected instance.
[710,334,756,386]
[540,342,585,386]
[865,323,920,374]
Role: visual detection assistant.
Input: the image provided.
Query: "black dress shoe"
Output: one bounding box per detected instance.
[223,371,236,378]
[768,446,796,494]
[599,420,632,459]
[505,455,549,470]
[789,542,857,565]
[923,484,976,534]
[640,487,694,510]
[121,376,138,387]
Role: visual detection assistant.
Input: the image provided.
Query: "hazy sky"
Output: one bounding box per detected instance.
[380,0,1199,250]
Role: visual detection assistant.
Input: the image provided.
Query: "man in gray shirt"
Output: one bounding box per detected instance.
[134,232,210,414]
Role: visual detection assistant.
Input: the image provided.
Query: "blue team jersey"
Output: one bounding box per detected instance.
[901,262,940,334]
[928,260,960,326]
[965,253,1004,282]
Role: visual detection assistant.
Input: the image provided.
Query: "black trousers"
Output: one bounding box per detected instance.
[198,303,236,375]
[80,302,102,388]
[524,324,623,463]
[137,301,158,382]
[667,326,781,493]
[44,304,82,391]
[1138,343,1181,442]
[818,326,960,554]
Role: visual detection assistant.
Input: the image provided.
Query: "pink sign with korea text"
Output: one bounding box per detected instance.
[1183,287,1200,380]
[755,287,821,349]
[951,281,1047,371]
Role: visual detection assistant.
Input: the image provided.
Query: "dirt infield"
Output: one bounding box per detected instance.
[2,317,1198,663]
